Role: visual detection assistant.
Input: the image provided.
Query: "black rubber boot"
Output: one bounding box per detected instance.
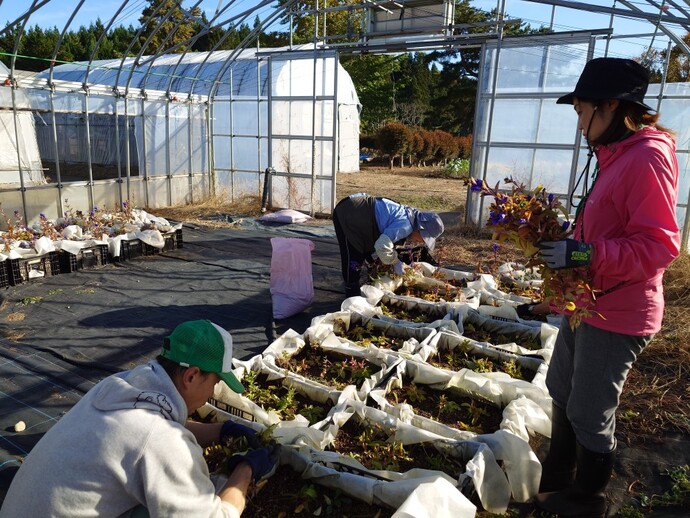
[538,403,577,493]
[535,442,615,518]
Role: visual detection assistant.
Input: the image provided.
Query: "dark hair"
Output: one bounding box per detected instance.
[586,99,673,146]
[156,355,213,380]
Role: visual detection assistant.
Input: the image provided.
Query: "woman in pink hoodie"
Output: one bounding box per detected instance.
[535,58,680,517]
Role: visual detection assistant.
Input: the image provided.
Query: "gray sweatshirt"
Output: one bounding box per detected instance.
[0,361,239,518]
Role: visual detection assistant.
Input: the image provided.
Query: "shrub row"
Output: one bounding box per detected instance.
[361,123,472,169]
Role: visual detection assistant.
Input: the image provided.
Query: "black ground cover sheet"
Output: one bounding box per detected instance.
[0,219,344,494]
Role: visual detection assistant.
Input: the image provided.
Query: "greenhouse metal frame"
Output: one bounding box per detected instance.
[0,0,688,249]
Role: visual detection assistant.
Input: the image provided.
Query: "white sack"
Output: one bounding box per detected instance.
[259,208,313,223]
[270,237,315,319]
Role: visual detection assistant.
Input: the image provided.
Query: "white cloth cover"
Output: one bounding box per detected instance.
[259,209,313,224]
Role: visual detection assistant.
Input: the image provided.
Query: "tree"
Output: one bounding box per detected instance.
[139,0,200,54]
[276,0,363,45]
[642,32,690,83]
[376,122,411,168]
[341,54,400,133]
[14,25,60,71]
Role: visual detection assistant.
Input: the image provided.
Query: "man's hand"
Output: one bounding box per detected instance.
[538,240,592,269]
[227,445,281,482]
[220,420,260,449]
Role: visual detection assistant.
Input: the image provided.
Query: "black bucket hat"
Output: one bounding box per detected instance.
[557,57,654,111]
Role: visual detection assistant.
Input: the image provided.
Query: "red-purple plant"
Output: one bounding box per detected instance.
[467,176,599,328]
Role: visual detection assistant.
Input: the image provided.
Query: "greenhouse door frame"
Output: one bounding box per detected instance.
[264,49,340,216]
[469,30,690,250]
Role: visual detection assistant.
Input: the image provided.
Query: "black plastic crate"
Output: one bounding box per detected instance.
[58,244,109,273]
[7,251,60,286]
[208,397,255,422]
[164,228,183,251]
[0,260,9,289]
[142,229,184,256]
[111,239,144,262]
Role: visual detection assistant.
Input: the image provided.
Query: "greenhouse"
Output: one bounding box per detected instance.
[0,1,689,516]
[0,1,688,248]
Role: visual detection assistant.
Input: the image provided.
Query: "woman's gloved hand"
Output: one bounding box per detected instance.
[538,240,592,269]
[220,420,260,449]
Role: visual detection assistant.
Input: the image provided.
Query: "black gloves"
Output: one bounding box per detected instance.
[227,444,281,482]
[220,420,260,449]
[538,240,592,269]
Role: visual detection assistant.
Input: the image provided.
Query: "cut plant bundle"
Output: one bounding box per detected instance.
[331,417,467,478]
[458,309,554,356]
[465,176,598,328]
[242,370,333,426]
[383,375,503,434]
[427,341,535,382]
[277,344,373,390]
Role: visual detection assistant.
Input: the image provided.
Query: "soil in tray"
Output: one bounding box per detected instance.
[462,321,542,350]
[244,464,393,518]
[276,340,377,390]
[203,446,392,517]
[394,284,465,302]
[428,344,535,382]
[331,418,466,479]
[243,371,333,425]
[378,302,444,324]
[386,378,503,434]
[336,322,407,350]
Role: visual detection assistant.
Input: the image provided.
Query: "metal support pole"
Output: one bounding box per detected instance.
[261,167,275,212]
[83,90,95,209]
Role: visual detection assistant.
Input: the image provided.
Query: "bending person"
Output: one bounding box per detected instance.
[333,192,444,297]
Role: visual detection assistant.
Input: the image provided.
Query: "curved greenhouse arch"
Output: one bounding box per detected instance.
[0,0,687,247]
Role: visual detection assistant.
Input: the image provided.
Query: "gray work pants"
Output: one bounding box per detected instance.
[546,316,651,453]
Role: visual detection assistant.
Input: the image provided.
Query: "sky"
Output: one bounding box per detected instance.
[0,1,272,31]
[1,0,685,60]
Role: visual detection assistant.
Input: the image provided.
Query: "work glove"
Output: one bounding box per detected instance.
[374,234,397,265]
[220,419,260,449]
[227,444,281,482]
[393,260,408,277]
[538,240,592,270]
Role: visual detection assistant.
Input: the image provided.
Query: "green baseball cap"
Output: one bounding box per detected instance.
[161,320,244,393]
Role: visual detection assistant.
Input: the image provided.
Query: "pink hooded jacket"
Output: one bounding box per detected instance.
[575,126,680,335]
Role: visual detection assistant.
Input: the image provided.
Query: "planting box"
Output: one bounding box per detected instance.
[58,244,109,273]
[111,238,144,262]
[7,251,60,286]
[0,260,9,288]
[142,228,184,256]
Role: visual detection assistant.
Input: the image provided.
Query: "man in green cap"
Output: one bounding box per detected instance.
[1,320,278,518]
